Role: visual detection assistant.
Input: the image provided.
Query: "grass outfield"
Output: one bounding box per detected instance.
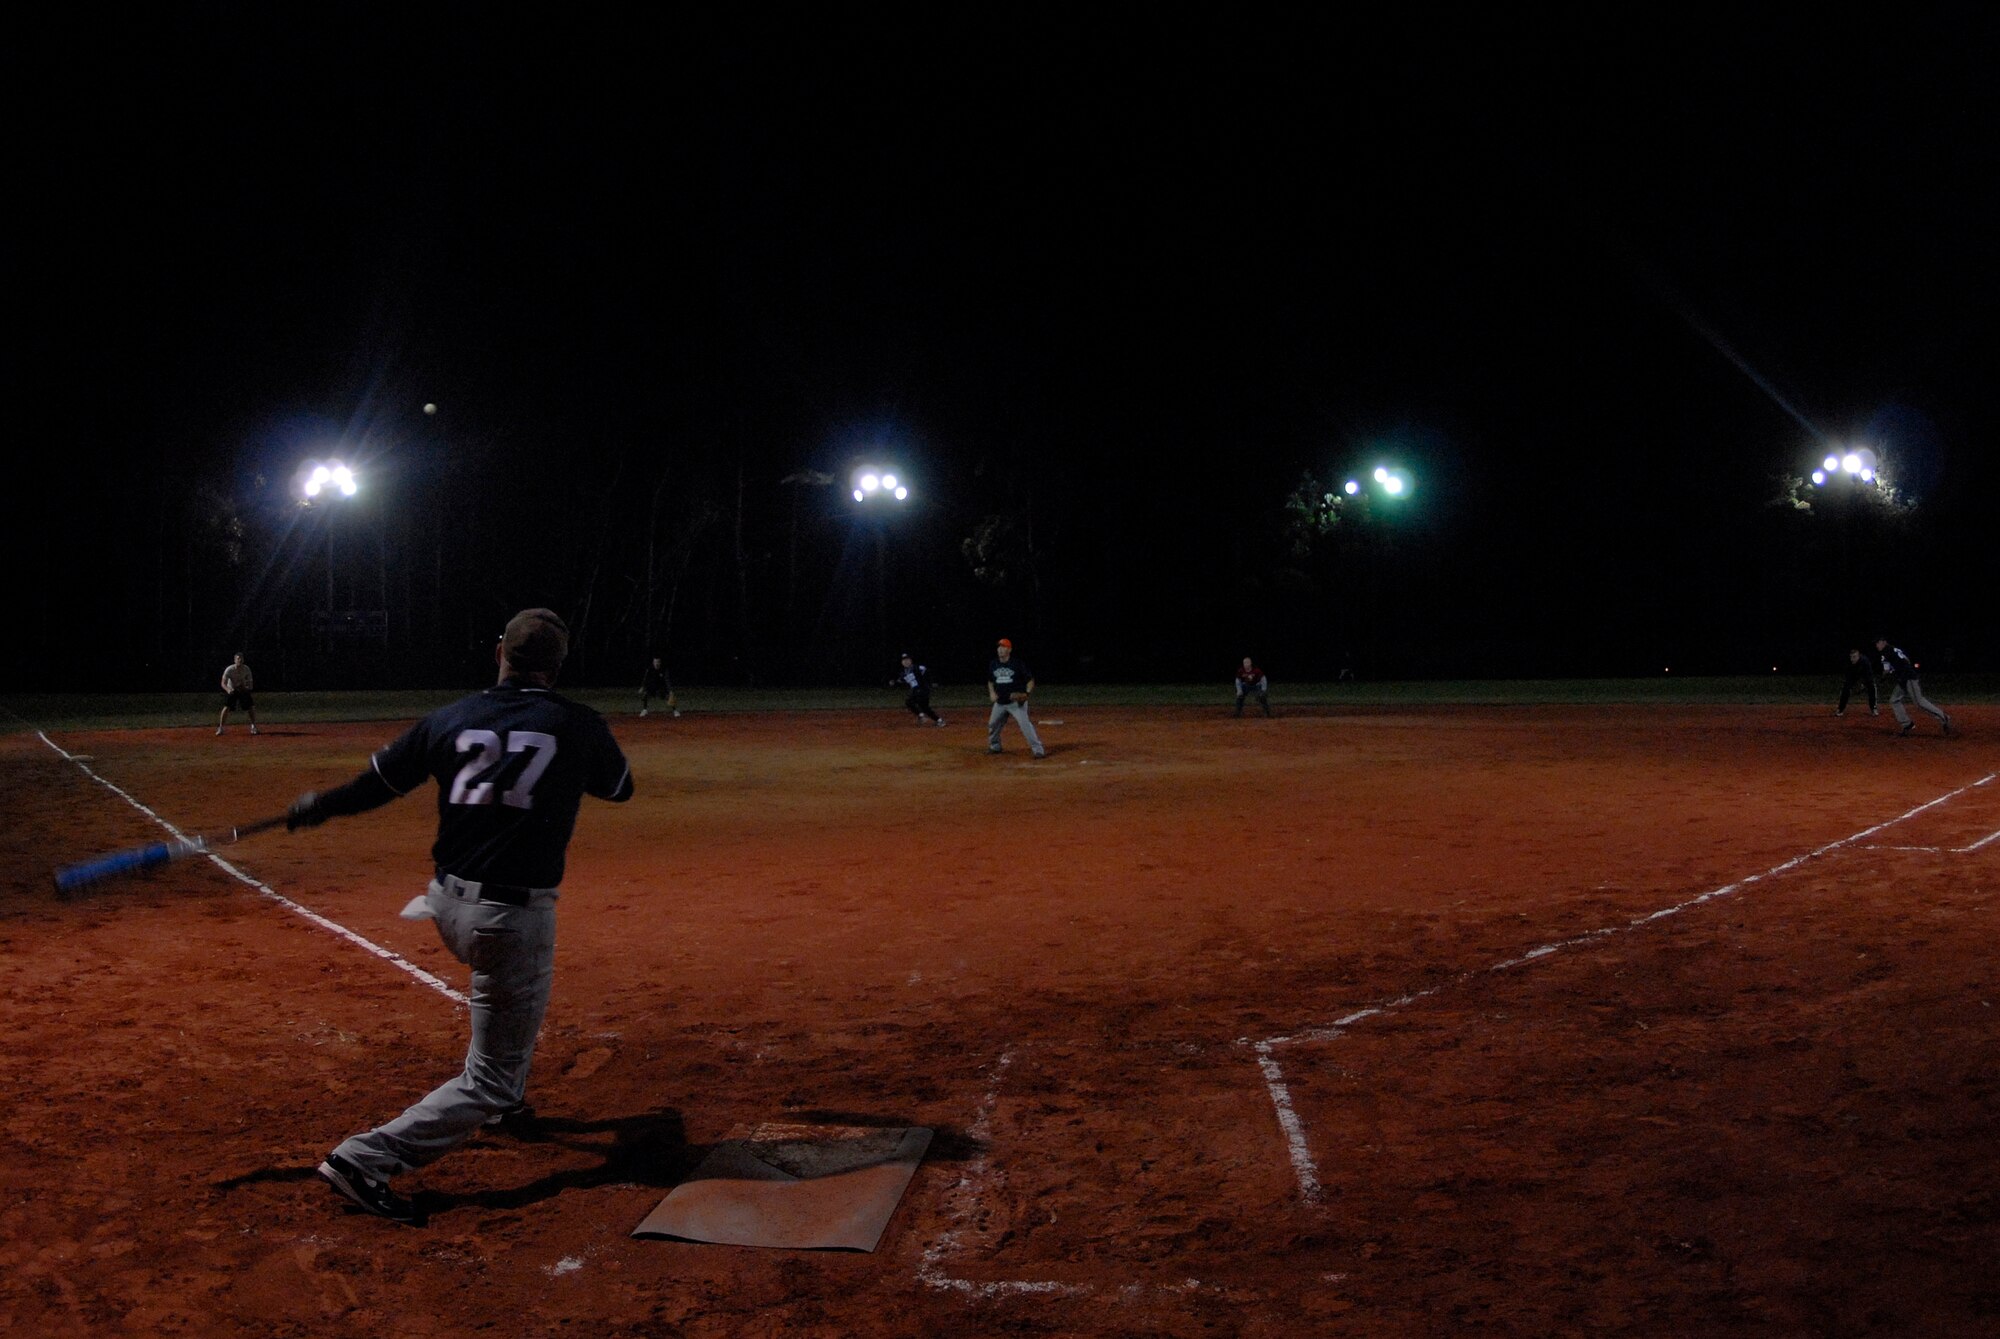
[6,673,1998,732]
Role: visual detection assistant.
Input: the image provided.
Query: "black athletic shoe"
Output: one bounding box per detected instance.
[317,1154,422,1225]
[483,1102,535,1130]
[1900,722,1916,737]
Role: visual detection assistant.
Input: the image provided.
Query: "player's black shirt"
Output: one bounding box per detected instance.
[988,657,1031,703]
[643,666,671,696]
[1877,645,1917,684]
[898,663,931,693]
[337,684,632,888]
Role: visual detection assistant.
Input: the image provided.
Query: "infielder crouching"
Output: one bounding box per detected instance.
[1233,657,1271,717]
[289,608,632,1225]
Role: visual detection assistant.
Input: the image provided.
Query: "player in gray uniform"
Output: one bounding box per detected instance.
[987,638,1044,758]
[288,609,633,1224]
[1874,638,1952,736]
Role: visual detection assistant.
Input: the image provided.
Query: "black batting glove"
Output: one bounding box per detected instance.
[286,791,328,831]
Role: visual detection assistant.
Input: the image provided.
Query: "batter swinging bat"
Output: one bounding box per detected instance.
[53,815,290,897]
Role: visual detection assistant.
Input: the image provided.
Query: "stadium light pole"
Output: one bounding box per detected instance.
[851,465,910,653]
[1806,444,1885,593]
[1327,464,1414,675]
[297,459,361,638]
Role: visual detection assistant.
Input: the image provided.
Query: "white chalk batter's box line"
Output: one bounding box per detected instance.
[920,782,1998,1301]
[1864,829,2000,853]
[1252,772,1997,1206]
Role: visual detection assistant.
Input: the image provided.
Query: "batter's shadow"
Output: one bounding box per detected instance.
[439,1107,989,1214]
[433,1106,699,1211]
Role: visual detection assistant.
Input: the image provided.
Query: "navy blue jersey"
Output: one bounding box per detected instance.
[897,662,931,692]
[988,657,1032,703]
[369,685,632,888]
[1877,645,1917,684]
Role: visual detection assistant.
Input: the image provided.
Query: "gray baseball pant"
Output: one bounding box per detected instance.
[333,875,558,1180]
[1888,679,1949,728]
[988,701,1044,756]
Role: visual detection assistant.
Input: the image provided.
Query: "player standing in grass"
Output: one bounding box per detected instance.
[288,608,633,1225]
[893,652,945,726]
[1874,638,1952,736]
[987,637,1044,758]
[1233,656,1272,717]
[639,656,678,717]
[216,653,258,735]
[1835,647,1878,717]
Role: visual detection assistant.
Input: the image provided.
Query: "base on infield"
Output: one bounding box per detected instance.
[633,1123,931,1252]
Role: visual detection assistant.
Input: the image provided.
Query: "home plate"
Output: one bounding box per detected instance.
[633,1123,931,1251]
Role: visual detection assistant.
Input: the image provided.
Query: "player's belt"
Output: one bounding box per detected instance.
[437,870,535,906]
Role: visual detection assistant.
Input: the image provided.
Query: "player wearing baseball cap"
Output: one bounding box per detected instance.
[893,652,944,726]
[288,608,633,1224]
[986,638,1044,758]
[1874,638,1953,736]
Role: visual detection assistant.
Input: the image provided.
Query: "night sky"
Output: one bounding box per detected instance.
[15,8,1997,691]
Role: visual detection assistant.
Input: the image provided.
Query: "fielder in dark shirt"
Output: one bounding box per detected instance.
[640,657,677,717]
[1874,638,1953,735]
[893,652,944,725]
[1836,648,1878,716]
[986,637,1044,757]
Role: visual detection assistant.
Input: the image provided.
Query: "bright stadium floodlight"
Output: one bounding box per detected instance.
[1859,468,1874,482]
[1344,480,1360,495]
[1841,452,1863,474]
[852,465,909,503]
[1383,475,1405,495]
[298,457,362,505]
[1823,454,1840,472]
[1812,470,1827,485]
[1373,466,1390,483]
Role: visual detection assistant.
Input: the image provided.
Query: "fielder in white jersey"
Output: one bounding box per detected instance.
[217,653,258,734]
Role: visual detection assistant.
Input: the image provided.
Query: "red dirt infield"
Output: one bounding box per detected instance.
[3,703,1996,1336]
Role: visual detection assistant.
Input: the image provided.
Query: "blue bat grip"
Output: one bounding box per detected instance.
[55,842,175,892]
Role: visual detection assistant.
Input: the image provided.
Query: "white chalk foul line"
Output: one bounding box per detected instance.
[915,1048,1225,1302]
[1252,772,1997,1203]
[917,1050,1090,1299]
[38,731,467,1006]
